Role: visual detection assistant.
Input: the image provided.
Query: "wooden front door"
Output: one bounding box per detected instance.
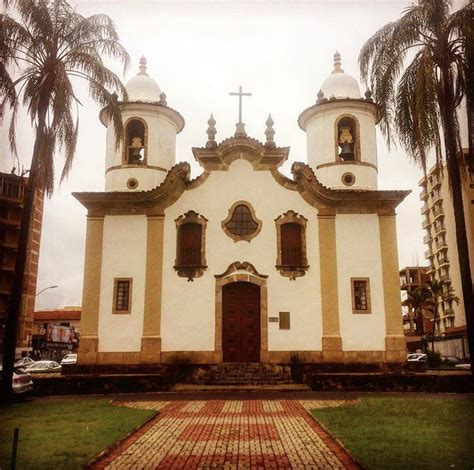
[222,282,261,363]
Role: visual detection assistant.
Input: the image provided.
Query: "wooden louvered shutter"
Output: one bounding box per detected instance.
[178,223,202,266]
[281,223,302,266]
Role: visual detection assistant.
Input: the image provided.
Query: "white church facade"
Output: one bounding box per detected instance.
[74,54,409,366]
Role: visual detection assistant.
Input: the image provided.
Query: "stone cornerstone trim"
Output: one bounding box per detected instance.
[215,273,268,363]
[141,214,165,363]
[379,214,406,363]
[318,213,343,361]
[78,216,104,364]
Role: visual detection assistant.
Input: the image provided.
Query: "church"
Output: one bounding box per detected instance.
[74,53,409,366]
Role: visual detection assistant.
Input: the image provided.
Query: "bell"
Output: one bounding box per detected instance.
[339,142,354,161]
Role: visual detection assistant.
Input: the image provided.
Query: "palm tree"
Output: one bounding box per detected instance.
[405,286,433,353]
[0,0,130,401]
[359,0,474,372]
[426,279,460,352]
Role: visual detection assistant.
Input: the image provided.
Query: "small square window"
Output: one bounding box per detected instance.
[113,278,132,314]
[351,278,371,314]
[279,311,290,329]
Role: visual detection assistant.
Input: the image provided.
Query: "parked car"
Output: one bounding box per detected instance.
[25,360,61,373]
[455,362,471,371]
[14,356,35,369]
[441,356,462,365]
[407,353,427,362]
[0,365,34,396]
[60,353,77,365]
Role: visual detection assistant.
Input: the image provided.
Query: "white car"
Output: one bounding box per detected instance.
[60,354,77,365]
[25,360,62,373]
[0,365,34,396]
[407,353,427,362]
[14,357,35,369]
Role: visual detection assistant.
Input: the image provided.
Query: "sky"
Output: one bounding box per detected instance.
[1,0,437,310]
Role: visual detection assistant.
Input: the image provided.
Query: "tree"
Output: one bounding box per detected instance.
[359,0,474,372]
[405,286,433,353]
[426,279,460,352]
[0,0,130,401]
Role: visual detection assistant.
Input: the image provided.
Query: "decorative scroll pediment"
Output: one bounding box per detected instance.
[215,261,268,279]
[192,136,289,171]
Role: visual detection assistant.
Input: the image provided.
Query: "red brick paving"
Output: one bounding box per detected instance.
[92,399,360,469]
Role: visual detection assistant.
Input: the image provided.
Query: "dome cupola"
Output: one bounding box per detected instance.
[320,51,361,100]
[125,56,161,102]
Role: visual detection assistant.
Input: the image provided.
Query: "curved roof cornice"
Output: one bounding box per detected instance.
[192,135,290,171]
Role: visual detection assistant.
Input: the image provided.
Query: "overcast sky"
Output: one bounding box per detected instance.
[2,0,440,310]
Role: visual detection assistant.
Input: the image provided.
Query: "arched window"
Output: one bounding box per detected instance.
[222,201,262,242]
[335,116,359,162]
[175,211,207,280]
[275,210,308,280]
[124,118,146,165]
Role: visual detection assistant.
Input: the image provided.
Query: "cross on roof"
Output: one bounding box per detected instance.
[229,85,252,124]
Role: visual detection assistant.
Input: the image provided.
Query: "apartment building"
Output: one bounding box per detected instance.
[419,161,473,357]
[0,172,44,358]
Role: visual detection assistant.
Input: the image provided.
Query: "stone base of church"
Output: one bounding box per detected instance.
[78,349,406,367]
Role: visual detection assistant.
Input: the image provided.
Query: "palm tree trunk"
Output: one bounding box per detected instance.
[438,67,474,373]
[0,113,44,403]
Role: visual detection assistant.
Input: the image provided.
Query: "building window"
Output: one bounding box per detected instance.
[175,210,207,280]
[335,115,360,162]
[124,118,147,165]
[351,278,371,314]
[113,278,132,314]
[279,312,290,330]
[275,210,308,280]
[222,201,262,242]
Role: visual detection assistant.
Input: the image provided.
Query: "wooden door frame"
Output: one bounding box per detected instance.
[215,273,268,363]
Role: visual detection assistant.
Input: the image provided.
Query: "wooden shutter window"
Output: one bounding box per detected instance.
[178,223,202,267]
[281,223,303,266]
[351,278,371,314]
[113,278,132,314]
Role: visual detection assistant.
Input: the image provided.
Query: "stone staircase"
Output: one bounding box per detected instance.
[192,363,293,385]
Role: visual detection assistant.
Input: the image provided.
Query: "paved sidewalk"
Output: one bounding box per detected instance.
[93,399,360,469]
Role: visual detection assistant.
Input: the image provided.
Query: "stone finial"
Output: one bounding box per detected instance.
[206,113,217,148]
[316,89,327,104]
[139,55,148,75]
[265,114,276,148]
[159,92,167,106]
[333,51,343,74]
[365,88,373,102]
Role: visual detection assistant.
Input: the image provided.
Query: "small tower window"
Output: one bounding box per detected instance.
[336,116,359,162]
[125,118,146,165]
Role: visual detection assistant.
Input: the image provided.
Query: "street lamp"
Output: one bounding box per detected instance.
[35,285,58,297]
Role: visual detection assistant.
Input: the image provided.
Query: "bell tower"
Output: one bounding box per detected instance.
[298,52,379,190]
[100,57,185,192]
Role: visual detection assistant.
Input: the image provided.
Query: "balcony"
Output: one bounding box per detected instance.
[437,257,450,268]
[0,174,25,202]
[440,275,451,283]
[420,203,429,214]
[422,218,430,229]
[433,224,446,236]
[424,249,434,259]
[419,188,428,200]
[431,176,442,189]
[436,240,448,251]
[431,193,443,205]
[432,208,444,220]
[423,233,432,244]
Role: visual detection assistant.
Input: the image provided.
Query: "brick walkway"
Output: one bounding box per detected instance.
[93,399,360,469]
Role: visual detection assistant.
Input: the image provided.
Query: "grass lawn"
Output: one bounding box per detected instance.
[312,396,474,470]
[0,398,155,469]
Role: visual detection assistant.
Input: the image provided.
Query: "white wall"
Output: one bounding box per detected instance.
[335,214,386,350]
[161,159,322,352]
[98,215,147,351]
